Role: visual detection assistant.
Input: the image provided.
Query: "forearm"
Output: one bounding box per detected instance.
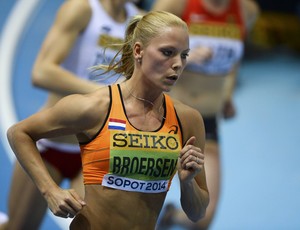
[223,68,238,101]
[180,179,209,222]
[7,125,58,196]
[32,64,100,96]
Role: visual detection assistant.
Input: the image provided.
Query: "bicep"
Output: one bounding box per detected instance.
[19,95,89,141]
[192,113,208,191]
[176,104,208,190]
[34,1,90,66]
[188,111,208,190]
[194,113,206,151]
[35,23,78,65]
[176,103,205,150]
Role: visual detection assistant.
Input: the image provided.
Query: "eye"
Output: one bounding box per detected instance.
[162,50,173,57]
[181,53,189,59]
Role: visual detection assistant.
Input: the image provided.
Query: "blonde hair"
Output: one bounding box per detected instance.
[93,11,188,79]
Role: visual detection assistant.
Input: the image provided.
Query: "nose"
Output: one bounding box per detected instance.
[172,55,184,72]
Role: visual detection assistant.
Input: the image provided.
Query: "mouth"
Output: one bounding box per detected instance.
[166,74,178,81]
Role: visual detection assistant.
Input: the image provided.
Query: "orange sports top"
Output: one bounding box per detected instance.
[80,84,183,193]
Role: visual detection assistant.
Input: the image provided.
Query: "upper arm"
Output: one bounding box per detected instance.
[16,93,101,142]
[187,110,207,190]
[175,102,207,188]
[151,0,186,17]
[175,102,205,151]
[241,0,260,31]
[186,109,205,152]
[33,0,91,69]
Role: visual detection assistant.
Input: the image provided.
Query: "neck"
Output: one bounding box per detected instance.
[100,0,127,23]
[122,82,166,129]
[124,81,163,109]
[125,82,161,107]
[202,0,230,13]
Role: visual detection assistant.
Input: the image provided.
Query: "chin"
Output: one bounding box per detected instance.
[162,86,172,93]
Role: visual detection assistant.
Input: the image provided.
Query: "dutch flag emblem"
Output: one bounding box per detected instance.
[108,118,126,131]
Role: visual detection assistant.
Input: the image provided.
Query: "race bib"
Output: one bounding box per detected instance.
[101,130,181,193]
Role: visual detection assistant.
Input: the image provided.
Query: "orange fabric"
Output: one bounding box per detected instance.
[80,85,182,192]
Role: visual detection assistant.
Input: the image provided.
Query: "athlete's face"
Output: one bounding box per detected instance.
[137,26,190,92]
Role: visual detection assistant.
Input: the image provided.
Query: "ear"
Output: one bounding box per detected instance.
[133,42,143,60]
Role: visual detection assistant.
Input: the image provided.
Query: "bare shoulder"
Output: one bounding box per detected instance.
[241,0,259,12]
[56,0,92,31]
[7,87,111,141]
[241,0,260,29]
[55,86,110,129]
[172,98,205,146]
[60,0,91,15]
[73,87,110,120]
[172,98,203,122]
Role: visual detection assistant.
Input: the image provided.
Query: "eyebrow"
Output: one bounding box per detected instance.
[159,46,190,52]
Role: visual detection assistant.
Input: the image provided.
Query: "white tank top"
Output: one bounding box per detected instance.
[61,0,140,84]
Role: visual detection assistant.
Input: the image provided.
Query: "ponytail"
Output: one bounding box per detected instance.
[92,11,187,80]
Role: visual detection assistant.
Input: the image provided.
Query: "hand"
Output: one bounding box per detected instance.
[178,136,204,183]
[222,99,236,119]
[188,46,213,65]
[44,187,86,218]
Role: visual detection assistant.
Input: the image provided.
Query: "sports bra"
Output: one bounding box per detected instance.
[80,84,183,193]
[182,0,246,75]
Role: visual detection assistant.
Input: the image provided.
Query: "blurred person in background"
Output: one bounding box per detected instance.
[0,0,142,229]
[152,0,259,229]
[135,0,154,10]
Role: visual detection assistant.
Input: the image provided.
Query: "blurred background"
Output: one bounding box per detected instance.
[1,0,299,229]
